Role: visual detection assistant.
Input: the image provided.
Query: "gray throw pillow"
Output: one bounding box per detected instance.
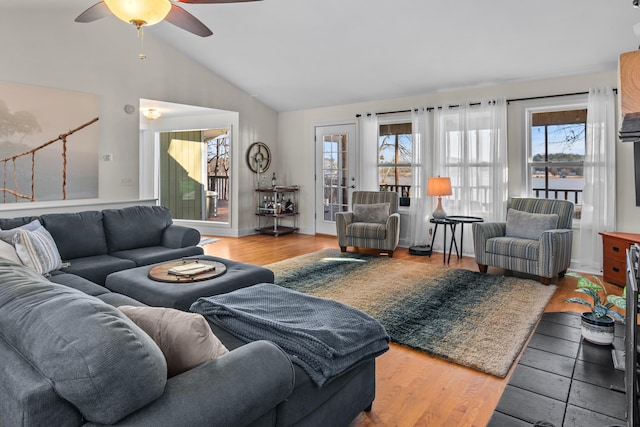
[0,219,41,245]
[353,203,390,224]
[505,209,559,240]
[118,306,228,378]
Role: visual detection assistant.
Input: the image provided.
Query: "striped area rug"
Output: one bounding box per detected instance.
[266,249,556,378]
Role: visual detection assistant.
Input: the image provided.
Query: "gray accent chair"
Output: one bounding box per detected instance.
[335,191,401,257]
[472,197,574,285]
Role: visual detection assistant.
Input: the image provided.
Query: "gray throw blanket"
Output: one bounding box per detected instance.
[191,283,389,386]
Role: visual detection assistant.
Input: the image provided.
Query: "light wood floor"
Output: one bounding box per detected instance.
[200,233,622,427]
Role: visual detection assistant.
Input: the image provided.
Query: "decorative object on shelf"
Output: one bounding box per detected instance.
[564,272,625,345]
[246,142,271,174]
[427,176,452,219]
[271,172,277,188]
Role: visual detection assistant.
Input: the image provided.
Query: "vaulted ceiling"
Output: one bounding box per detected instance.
[7,0,640,112]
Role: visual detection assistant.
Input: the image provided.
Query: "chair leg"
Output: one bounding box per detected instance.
[477,264,488,273]
[558,270,567,278]
[540,277,551,285]
[340,246,347,252]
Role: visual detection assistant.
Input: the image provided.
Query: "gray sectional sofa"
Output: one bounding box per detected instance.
[0,205,378,427]
[30,205,203,285]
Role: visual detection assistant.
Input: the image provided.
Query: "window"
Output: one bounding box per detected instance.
[528,108,586,219]
[378,122,412,203]
[435,104,506,218]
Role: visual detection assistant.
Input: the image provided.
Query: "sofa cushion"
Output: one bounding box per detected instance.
[61,254,137,286]
[353,203,390,224]
[0,259,167,424]
[41,211,109,260]
[486,236,540,261]
[0,219,41,245]
[48,271,111,296]
[119,306,229,378]
[0,333,83,427]
[345,222,387,240]
[0,216,38,234]
[505,209,559,241]
[111,245,204,267]
[13,226,63,275]
[102,205,173,252]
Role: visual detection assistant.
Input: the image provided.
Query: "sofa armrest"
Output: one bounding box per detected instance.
[539,229,573,278]
[385,212,401,247]
[472,222,506,264]
[98,340,295,427]
[161,225,201,248]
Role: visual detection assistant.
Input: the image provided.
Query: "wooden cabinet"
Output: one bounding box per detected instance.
[600,232,640,286]
[255,186,299,236]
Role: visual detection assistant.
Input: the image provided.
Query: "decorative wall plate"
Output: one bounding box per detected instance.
[246,142,271,173]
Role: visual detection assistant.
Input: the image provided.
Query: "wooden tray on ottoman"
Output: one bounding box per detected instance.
[149,259,227,283]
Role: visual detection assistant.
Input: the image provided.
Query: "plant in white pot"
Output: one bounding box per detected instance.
[564,272,624,345]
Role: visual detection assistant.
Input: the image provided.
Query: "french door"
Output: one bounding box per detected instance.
[314,124,357,235]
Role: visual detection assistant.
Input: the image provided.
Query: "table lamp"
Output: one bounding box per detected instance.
[427,176,452,219]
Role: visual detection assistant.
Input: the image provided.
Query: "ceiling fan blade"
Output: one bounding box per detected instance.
[177,0,262,4]
[165,5,213,37]
[75,1,111,23]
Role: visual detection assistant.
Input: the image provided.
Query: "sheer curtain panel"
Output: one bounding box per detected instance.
[433,99,508,255]
[357,113,378,191]
[577,87,616,272]
[408,108,432,246]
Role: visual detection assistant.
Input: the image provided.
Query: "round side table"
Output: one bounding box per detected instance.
[444,216,484,261]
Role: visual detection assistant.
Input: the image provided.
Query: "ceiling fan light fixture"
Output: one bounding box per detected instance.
[104,0,172,27]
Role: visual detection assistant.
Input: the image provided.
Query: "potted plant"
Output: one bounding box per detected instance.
[564,272,624,345]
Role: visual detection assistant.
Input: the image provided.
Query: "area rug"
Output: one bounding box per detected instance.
[198,237,220,246]
[265,249,557,378]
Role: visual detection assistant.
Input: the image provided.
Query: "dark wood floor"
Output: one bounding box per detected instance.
[200,233,623,427]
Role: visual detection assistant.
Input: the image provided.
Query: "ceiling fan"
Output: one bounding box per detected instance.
[75,0,262,38]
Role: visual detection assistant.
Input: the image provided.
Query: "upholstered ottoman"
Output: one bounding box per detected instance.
[104,255,274,311]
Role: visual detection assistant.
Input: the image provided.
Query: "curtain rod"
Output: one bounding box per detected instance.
[354,89,618,118]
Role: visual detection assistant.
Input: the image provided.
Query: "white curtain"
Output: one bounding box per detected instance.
[408,107,432,246]
[433,99,508,254]
[578,87,616,272]
[357,113,378,191]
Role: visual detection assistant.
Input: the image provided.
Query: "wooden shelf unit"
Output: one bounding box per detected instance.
[600,231,640,286]
[255,186,299,237]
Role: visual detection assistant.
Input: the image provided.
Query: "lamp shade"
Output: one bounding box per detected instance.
[427,177,452,197]
[105,0,171,26]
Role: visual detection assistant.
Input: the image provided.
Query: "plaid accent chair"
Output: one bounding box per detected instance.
[472,197,574,285]
[336,191,400,257]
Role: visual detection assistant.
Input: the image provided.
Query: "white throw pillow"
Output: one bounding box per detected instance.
[13,226,63,274]
[0,239,23,265]
[118,306,229,378]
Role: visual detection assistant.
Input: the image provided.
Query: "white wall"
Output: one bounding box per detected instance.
[0,7,277,236]
[277,70,640,257]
